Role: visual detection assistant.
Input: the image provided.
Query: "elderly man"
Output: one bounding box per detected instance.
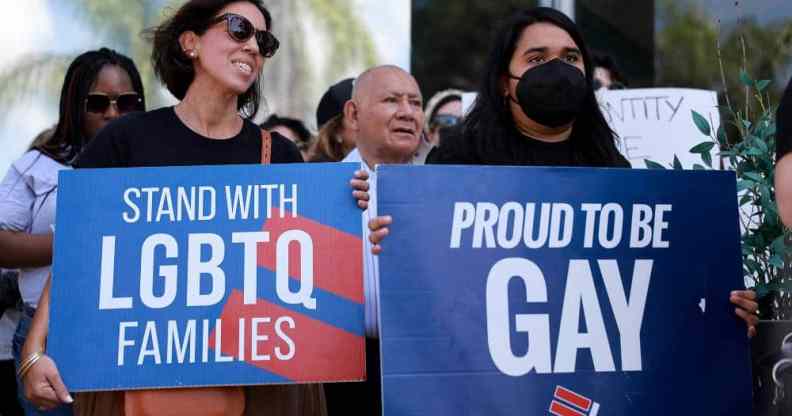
[327,65,424,414]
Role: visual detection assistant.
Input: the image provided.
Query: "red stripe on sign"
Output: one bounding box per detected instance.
[549,400,587,416]
[210,290,365,382]
[257,209,363,304]
[554,385,592,411]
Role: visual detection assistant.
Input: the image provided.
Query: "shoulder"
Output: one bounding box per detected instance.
[11,150,65,173]
[427,125,480,165]
[9,150,66,186]
[75,108,171,168]
[613,153,632,168]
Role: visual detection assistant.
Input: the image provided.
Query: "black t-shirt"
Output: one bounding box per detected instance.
[777,76,792,161]
[428,125,631,167]
[75,107,303,168]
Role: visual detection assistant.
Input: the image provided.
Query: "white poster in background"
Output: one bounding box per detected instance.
[597,88,721,169]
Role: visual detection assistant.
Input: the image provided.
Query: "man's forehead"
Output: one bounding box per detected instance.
[370,74,421,98]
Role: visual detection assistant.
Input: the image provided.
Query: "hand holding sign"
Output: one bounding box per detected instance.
[49,164,365,391]
[377,165,752,416]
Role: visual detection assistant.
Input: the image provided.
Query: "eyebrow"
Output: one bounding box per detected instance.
[522,46,582,56]
[384,91,422,100]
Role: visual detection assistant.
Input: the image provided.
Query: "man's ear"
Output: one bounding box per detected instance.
[343,100,359,131]
[179,31,200,58]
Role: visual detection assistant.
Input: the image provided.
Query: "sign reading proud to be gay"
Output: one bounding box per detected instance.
[50,164,364,391]
[377,166,751,416]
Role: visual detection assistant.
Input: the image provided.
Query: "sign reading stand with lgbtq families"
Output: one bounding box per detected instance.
[377,165,751,416]
[50,164,364,391]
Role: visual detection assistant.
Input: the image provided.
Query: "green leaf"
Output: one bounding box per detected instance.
[747,147,764,156]
[691,110,711,136]
[737,180,753,192]
[739,70,754,87]
[672,155,683,170]
[693,164,706,171]
[690,142,715,154]
[702,151,713,168]
[717,125,728,146]
[769,255,785,269]
[756,80,771,92]
[757,140,769,154]
[743,172,763,182]
[739,193,752,206]
[772,235,787,253]
[644,159,666,169]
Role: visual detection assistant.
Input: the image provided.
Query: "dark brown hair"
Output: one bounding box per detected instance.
[308,115,352,162]
[149,0,272,119]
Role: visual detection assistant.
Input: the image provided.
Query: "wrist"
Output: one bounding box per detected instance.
[21,338,46,357]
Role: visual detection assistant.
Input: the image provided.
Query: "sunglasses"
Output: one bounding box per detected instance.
[430,114,462,129]
[84,92,143,114]
[209,13,279,58]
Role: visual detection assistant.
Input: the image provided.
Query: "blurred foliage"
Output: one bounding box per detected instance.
[656,0,792,106]
[0,0,376,124]
[647,71,792,320]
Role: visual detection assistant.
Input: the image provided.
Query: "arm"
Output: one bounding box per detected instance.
[0,230,52,268]
[776,154,792,227]
[21,277,73,408]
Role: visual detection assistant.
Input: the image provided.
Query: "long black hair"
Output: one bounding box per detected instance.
[463,7,625,167]
[149,0,272,119]
[35,48,145,164]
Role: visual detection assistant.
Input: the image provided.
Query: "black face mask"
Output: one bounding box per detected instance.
[508,59,588,128]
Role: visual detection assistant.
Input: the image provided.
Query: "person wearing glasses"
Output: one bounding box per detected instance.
[18,1,349,415]
[0,47,145,416]
[424,89,463,147]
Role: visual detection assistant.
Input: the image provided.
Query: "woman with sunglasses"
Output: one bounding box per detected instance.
[19,1,346,415]
[0,47,144,416]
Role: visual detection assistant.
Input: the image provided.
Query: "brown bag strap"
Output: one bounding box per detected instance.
[261,129,272,165]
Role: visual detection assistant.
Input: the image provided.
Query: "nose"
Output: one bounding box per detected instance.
[396,98,417,120]
[104,102,120,119]
[243,34,259,56]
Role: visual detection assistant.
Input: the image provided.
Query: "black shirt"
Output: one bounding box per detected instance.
[428,125,630,167]
[75,107,303,168]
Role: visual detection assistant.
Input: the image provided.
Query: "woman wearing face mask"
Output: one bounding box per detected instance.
[428,8,628,167]
[367,7,759,336]
[0,47,145,416]
[18,1,349,414]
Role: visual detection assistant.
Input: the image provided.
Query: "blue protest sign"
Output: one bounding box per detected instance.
[50,164,365,391]
[377,166,751,416]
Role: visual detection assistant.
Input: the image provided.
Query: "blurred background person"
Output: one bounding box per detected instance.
[592,51,628,90]
[309,78,356,162]
[261,114,313,160]
[424,88,463,146]
[0,47,145,416]
[1,268,23,416]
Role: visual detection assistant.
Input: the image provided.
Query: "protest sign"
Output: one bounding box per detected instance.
[49,164,364,392]
[597,88,721,169]
[377,165,751,415]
